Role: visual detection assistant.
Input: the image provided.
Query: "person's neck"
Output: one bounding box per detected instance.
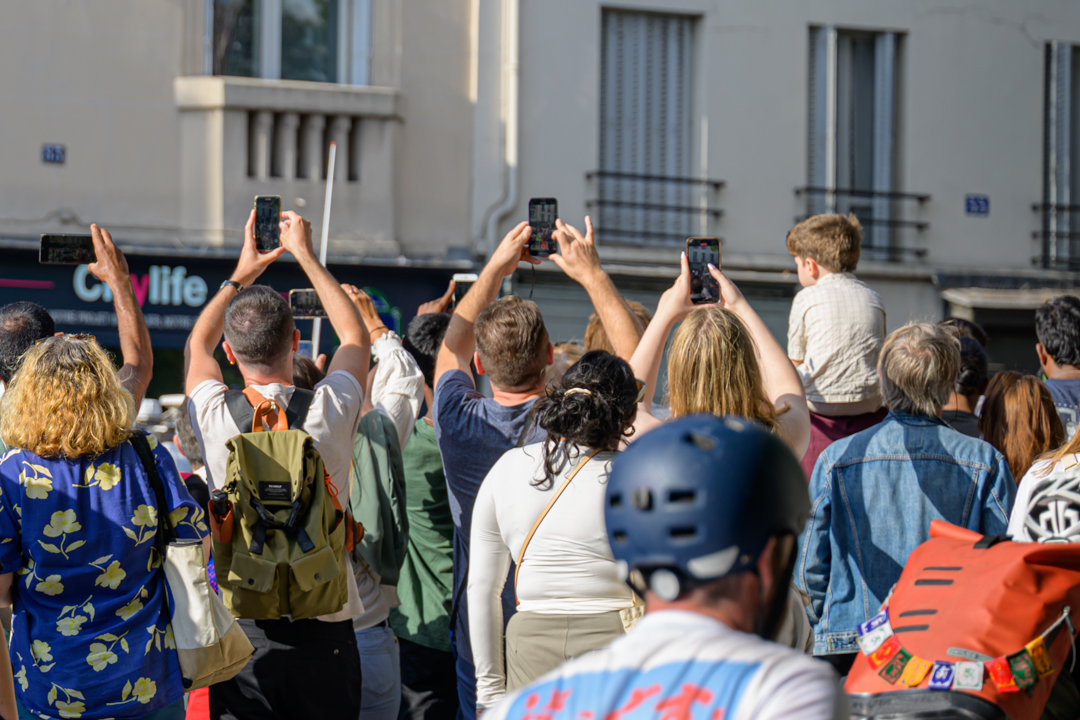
[491,385,543,407]
[1047,362,1080,380]
[423,386,435,425]
[646,596,753,634]
[942,392,978,414]
[239,361,293,387]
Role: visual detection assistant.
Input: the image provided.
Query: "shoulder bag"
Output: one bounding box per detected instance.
[131,433,254,691]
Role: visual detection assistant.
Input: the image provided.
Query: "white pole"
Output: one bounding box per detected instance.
[311,141,337,354]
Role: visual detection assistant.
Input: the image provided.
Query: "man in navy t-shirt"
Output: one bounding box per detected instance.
[433,217,646,720]
[1036,295,1080,440]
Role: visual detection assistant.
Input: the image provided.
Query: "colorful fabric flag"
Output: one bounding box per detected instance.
[1008,650,1038,689]
[867,635,902,670]
[928,661,955,690]
[880,648,913,685]
[1025,637,1055,679]
[857,621,893,655]
[899,656,933,687]
[858,608,889,636]
[953,662,984,691]
[987,656,1019,693]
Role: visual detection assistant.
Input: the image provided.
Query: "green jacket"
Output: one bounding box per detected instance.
[349,411,408,587]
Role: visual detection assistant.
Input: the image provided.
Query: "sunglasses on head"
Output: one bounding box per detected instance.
[35,333,94,345]
[635,378,647,404]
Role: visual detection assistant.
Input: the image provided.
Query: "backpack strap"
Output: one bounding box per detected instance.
[225,389,256,433]
[974,534,1011,549]
[225,387,315,433]
[284,389,315,433]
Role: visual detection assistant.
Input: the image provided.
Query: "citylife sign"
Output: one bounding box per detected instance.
[74,264,209,308]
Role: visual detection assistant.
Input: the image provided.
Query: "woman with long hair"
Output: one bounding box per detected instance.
[467,351,640,712]
[978,371,1065,482]
[631,254,810,457]
[0,336,206,720]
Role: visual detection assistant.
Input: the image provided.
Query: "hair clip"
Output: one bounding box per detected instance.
[564,388,593,398]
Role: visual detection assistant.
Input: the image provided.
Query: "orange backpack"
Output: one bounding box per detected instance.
[845,520,1080,720]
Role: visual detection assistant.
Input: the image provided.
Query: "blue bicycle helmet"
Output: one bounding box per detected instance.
[606,414,809,602]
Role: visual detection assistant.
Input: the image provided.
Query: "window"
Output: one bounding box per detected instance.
[807,27,900,253]
[1041,42,1080,268]
[596,10,717,246]
[212,0,370,84]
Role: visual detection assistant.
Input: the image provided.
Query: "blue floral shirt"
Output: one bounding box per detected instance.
[0,436,207,719]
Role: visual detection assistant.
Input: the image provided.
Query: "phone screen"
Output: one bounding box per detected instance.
[290,289,327,319]
[40,234,96,265]
[686,237,721,305]
[528,198,558,258]
[297,340,314,359]
[255,196,282,253]
[452,274,477,309]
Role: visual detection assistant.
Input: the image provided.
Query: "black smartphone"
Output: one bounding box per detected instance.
[254,196,282,253]
[528,198,557,258]
[686,237,721,305]
[452,273,478,309]
[40,234,96,265]
[289,289,327,319]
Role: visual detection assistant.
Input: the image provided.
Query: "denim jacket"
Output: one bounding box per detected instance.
[794,412,1015,656]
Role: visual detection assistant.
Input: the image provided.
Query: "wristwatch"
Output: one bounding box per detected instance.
[220,280,245,293]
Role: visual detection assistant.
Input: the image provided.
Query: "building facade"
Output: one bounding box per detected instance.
[3,0,1080,388]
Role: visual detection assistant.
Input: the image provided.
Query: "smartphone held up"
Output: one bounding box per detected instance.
[451,273,478,310]
[528,198,557,258]
[289,289,327,319]
[255,196,282,253]
[686,237,721,305]
[40,234,96,265]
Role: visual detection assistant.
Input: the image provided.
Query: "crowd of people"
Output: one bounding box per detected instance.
[0,207,1077,720]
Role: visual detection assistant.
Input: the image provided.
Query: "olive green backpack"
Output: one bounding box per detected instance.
[209,387,350,620]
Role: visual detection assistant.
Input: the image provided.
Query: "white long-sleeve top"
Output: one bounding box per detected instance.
[369,331,424,449]
[468,442,635,708]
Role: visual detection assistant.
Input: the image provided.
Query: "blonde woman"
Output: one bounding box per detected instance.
[631,254,811,459]
[0,336,206,720]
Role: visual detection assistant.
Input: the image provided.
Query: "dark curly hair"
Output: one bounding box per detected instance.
[1036,295,1080,368]
[531,350,639,488]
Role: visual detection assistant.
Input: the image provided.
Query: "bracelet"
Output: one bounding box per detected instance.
[370,325,389,335]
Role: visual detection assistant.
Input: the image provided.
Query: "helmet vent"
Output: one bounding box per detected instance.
[612,530,628,543]
[631,488,653,510]
[609,494,623,508]
[668,490,695,504]
[670,526,698,540]
[685,431,716,451]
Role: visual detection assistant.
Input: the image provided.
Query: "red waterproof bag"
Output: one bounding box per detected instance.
[845,520,1080,720]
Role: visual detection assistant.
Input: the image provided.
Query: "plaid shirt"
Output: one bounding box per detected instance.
[787,272,885,405]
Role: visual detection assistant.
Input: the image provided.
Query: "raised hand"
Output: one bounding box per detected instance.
[232,209,287,286]
[418,280,456,316]
[550,216,604,287]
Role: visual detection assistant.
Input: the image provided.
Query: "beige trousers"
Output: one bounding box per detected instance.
[505,610,625,692]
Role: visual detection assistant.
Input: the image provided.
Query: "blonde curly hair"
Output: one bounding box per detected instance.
[0,335,134,458]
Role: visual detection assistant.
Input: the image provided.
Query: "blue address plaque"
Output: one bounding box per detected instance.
[42,144,66,164]
[965,194,989,216]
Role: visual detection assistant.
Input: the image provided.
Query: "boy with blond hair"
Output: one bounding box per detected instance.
[786,214,886,477]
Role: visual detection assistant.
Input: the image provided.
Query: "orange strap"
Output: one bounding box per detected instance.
[242,387,289,432]
[513,448,601,604]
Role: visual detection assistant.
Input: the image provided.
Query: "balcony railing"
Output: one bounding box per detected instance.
[175,76,401,255]
[586,171,725,246]
[795,187,931,262]
[1032,203,1080,270]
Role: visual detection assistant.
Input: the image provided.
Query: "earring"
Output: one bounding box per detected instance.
[229,359,236,366]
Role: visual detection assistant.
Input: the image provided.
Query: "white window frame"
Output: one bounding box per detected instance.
[211,0,371,84]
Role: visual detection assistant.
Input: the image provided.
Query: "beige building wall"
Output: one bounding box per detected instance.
[4,0,1080,364]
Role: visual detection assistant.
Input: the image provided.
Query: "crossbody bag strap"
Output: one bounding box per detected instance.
[130,432,177,567]
[513,447,602,603]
